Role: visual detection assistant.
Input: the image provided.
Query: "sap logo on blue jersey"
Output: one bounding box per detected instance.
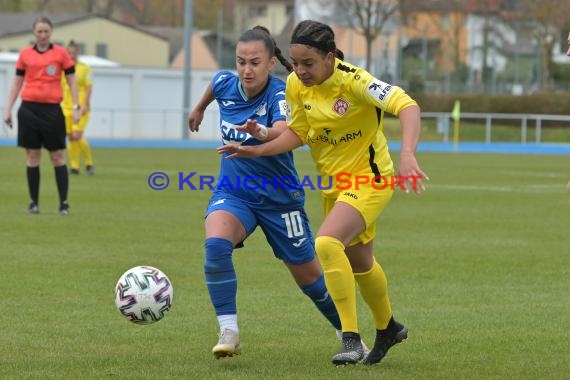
[221,120,250,144]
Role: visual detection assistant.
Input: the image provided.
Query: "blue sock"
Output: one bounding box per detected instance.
[301,274,341,330]
[204,238,236,316]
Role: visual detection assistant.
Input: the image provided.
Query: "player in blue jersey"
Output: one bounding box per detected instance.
[188,26,343,359]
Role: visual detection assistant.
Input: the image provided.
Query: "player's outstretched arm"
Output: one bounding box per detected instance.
[188,83,215,132]
[398,104,429,194]
[217,127,303,159]
[236,119,287,141]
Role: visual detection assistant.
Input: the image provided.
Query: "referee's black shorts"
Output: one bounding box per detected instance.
[17,101,66,151]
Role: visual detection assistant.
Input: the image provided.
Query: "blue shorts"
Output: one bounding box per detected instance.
[206,192,315,265]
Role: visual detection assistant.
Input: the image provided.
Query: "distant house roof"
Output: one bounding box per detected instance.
[170,30,220,70]
[140,25,184,63]
[0,12,167,41]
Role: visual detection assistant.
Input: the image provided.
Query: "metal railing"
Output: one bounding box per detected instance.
[2,106,569,143]
[424,112,570,144]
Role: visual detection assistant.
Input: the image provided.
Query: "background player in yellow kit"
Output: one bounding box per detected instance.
[61,40,94,176]
[218,19,428,366]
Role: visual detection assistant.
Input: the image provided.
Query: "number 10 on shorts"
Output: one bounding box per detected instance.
[281,211,304,238]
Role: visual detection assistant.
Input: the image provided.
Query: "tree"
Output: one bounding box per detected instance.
[336,0,399,72]
[520,0,570,90]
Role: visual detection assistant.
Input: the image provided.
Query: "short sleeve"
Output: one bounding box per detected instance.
[357,70,417,115]
[211,71,233,98]
[285,74,310,144]
[266,79,287,127]
[15,48,26,74]
[61,46,75,71]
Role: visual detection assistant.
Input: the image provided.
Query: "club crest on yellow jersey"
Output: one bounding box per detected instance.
[333,98,349,116]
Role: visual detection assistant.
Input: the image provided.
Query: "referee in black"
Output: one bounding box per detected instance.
[3,16,80,215]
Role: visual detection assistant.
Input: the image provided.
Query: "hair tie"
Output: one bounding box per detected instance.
[290,36,331,53]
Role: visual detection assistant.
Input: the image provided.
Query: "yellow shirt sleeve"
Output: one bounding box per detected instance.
[357,72,417,115]
[285,73,310,144]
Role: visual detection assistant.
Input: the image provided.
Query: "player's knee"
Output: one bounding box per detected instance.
[300,274,326,299]
[204,237,234,271]
[315,236,345,265]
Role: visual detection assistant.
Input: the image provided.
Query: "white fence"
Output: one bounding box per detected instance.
[0,63,222,141]
[426,112,570,144]
[2,62,569,144]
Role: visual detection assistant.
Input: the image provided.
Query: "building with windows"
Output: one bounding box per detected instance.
[0,13,170,67]
[233,0,295,37]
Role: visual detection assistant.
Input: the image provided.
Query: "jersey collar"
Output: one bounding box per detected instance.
[33,43,54,53]
[238,76,271,102]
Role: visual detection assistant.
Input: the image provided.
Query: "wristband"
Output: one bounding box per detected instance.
[257,124,268,141]
[73,104,80,111]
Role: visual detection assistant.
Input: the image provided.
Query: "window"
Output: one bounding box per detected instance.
[249,4,267,18]
[76,43,86,54]
[96,43,107,58]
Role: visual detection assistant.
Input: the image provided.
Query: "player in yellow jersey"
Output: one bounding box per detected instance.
[218,20,428,366]
[61,40,94,176]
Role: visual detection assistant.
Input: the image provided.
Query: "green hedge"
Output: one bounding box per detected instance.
[415,93,570,115]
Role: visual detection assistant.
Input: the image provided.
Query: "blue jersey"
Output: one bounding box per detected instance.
[212,71,304,208]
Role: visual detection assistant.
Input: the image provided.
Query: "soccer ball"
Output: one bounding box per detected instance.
[114,265,173,325]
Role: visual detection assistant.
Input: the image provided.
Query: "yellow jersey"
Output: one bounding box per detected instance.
[61,61,92,116]
[286,58,417,197]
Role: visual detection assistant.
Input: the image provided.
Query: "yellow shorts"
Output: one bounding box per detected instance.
[64,111,91,134]
[322,175,394,246]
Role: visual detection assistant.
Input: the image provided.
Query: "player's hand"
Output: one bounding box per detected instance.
[188,109,204,132]
[72,108,80,124]
[3,110,12,129]
[80,104,89,116]
[397,152,429,194]
[217,144,260,159]
[236,119,268,141]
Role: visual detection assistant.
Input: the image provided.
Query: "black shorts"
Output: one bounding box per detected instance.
[17,101,66,151]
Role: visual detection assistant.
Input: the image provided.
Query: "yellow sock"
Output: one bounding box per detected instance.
[315,236,358,333]
[68,140,80,170]
[354,260,392,329]
[78,137,93,166]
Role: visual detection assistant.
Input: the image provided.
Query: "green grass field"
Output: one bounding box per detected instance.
[1,146,569,379]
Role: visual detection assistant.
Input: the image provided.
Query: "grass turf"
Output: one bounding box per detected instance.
[0,146,568,379]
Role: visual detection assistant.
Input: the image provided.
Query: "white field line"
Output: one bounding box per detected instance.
[429,183,566,193]
[498,171,568,179]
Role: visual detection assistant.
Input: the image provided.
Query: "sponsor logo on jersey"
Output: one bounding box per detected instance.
[221,100,235,107]
[215,74,227,83]
[367,79,393,103]
[220,120,249,144]
[307,130,362,146]
[285,102,292,122]
[278,100,288,117]
[255,101,267,116]
[332,98,349,116]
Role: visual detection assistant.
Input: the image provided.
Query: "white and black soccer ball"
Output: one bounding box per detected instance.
[114,265,173,325]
